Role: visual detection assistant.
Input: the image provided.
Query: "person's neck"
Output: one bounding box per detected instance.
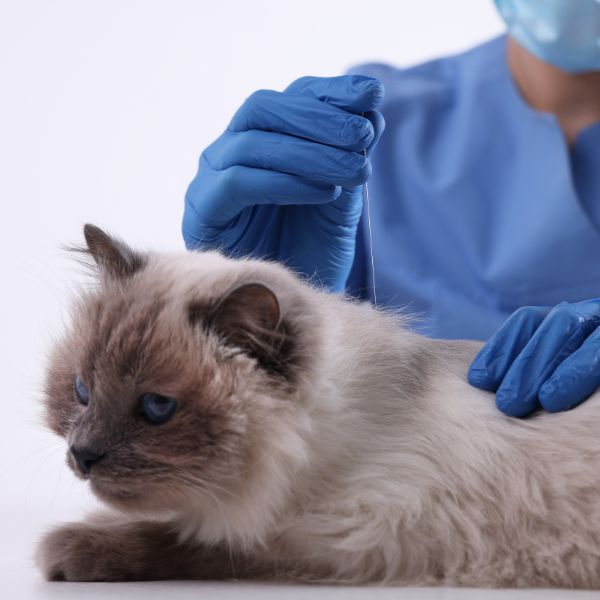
[507,36,600,145]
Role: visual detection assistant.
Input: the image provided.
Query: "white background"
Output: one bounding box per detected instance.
[1,1,589,598]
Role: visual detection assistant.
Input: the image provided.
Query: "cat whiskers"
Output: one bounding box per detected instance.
[172,471,244,504]
[24,444,66,509]
[0,440,63,478]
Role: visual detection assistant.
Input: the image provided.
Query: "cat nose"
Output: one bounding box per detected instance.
[70,445,105,475]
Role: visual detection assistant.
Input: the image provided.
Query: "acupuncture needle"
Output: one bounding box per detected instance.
[362,127,377,307]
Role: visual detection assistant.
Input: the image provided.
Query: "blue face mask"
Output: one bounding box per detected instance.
[494,0,600,73]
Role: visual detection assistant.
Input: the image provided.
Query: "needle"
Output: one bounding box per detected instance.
[363,148,377,307]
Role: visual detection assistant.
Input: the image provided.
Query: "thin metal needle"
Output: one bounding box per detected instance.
[363,148,377,306]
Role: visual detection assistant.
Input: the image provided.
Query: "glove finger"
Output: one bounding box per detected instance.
[539,325,600,412]
[330,110,386,212]
[284,75,384,113]
[229,90,374,152]
[362,110,386,156]
[468,306,551,392]
[495,302,599,417]
[206,129,370,188]
[183,159,340,243]
[321,112,385,249]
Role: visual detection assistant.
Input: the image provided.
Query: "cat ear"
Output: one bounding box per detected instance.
[192,282,290,374]
[83,224,146,279]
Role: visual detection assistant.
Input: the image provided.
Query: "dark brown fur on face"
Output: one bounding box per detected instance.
[38,225,320,580]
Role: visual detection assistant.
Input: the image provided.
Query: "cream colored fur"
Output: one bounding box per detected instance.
[38,240,600,587]
[162,252,600,587]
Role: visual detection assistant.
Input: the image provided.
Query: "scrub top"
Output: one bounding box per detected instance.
[346,35,600,341]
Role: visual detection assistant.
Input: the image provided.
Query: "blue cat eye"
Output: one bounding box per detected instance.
[74,376,90,405]
[140,393,178,425]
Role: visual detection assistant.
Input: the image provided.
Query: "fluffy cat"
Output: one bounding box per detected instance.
[36,224,600,588]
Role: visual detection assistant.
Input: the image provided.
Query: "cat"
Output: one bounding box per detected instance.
[36,223,600,587]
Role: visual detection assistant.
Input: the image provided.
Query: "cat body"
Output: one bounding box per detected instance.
[37,225,600,587]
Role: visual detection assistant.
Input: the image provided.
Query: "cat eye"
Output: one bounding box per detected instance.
[74,376,90,406]
[140,393,178,425]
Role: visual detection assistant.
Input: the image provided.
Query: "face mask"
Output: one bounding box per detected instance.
[493,0,600,73]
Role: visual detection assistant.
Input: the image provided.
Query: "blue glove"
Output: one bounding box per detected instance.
[468,300,600,417]
[182,75,385,292]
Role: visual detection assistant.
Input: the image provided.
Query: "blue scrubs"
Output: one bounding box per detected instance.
[347,35,600,341]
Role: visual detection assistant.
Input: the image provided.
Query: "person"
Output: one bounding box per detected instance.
[182,0,600,418]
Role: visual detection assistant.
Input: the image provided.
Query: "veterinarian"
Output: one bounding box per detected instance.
[182,0,600,418]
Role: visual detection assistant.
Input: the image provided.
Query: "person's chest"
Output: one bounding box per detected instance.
[353,46,600,340]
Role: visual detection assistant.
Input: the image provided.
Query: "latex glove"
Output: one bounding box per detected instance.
[468,300,600,417]
[182,75,385,292]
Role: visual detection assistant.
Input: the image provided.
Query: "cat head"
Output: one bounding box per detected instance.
[43,225,322,545]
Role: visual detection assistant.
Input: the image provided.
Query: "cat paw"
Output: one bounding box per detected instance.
[36,523,124,582]
[36,518,236,581]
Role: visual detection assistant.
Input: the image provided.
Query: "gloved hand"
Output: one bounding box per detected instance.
[468,300,600,417]
[182,75,385,292]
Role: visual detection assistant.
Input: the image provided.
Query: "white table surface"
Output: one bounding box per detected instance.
[3,496,600,600]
